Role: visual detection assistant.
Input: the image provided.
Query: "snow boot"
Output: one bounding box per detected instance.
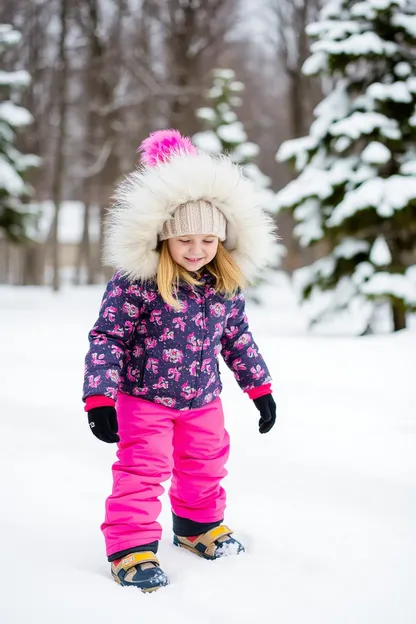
[173,524,245,560]
[111,552,169,592]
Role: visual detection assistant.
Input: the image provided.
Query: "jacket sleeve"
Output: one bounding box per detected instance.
[220,291,272,392]
[82,272,142,402]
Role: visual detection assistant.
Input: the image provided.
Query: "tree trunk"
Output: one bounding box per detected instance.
[74,201,92,285]
[22,243,44,285]
[386,237,408,332]
[391,302,407,331]
[51,0,70,292]
[76,0,102,286]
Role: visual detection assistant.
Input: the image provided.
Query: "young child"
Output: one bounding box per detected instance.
[83,129,277,592]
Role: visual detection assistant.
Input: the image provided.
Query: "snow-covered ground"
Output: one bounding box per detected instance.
[1,273,415,624]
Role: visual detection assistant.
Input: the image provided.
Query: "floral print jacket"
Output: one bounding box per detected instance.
[83,272,271,410]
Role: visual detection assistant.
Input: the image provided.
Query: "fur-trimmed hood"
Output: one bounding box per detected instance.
[104,150,277,283]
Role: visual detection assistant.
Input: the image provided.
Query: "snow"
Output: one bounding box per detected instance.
[0,154,25,195]
[320,0,349,19]
[196,107,216,123]
[306,20,361,40]
[352,260,376,285]
[0,23,21,47]
[295,263,399,335]
[0,101,33,128]
[0,118,14,143]
[275,168,333,209]
[232,142,259,162]
[349,2,375,19]
[293,199,323,246]
[407,77,416,94]
[230,81,245,93]
[400,160,416,175]
[2,275,415,623]
[222,110,237,124]
[192,131,222,154]
[276,136,316,170]
[333,238,370,259]
[369,0,405,9]
[328,175,416,225]
[361,141,391,164]
[394,62,412,78]
[330,112,401,141]
[302,51,327,76]
[212,68,234,81]
[311,32,397,57]
[392,13,416,37]
[367,81,412,103]
[312,83,351,140]
[370,237,392,266]
[209,86,223,99]
[275,157,373,212]
[230,95,243,108]
[362,268,416,306]
[334,136,352,152]
[0,69,30,88]
[294,257,336,293]
[217,103,230,117]
[217,122,247,144]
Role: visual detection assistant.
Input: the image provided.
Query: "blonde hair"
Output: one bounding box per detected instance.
[157,240,246,311]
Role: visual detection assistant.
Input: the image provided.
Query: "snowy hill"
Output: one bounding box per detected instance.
[1,276,415,623]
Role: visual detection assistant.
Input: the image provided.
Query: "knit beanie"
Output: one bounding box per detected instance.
[159,199,226,241]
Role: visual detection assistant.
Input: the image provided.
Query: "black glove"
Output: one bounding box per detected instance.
[253,395,276,434]
[88,406,120,443]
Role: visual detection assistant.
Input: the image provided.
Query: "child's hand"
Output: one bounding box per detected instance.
[87,406,120,443]
[253,395,276,434]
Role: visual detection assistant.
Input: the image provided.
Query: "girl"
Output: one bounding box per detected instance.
[83,129,277,592]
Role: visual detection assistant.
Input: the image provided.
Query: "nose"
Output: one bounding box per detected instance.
[189,242,203,256]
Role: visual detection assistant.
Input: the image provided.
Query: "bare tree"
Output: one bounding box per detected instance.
[151,0,239,135]
[4,0,300,284]
[71,0,132,283]
[267,0,322,140]
[73,0,107,285]
[50,0,70,292]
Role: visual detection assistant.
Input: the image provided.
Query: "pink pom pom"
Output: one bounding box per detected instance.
[138,129,197,167]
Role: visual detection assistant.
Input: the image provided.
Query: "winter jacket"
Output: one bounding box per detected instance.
[83,272,271,411]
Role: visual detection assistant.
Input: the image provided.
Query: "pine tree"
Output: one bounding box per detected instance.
[193,68,275,210]
[275,0,416,333]
[0,24,39,242]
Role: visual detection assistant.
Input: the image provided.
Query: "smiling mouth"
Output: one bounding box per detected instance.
[185,257,203,263]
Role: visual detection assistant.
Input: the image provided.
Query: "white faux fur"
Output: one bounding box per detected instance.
[104,152,278,283]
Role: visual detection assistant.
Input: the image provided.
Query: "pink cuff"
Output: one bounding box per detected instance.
[84,395,116,412]
[245,383,272,400]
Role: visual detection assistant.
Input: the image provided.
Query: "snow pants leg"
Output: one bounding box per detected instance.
[101,394,229,559]
[170,398,230,527]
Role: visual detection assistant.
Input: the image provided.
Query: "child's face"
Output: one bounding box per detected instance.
[167,235,219,272]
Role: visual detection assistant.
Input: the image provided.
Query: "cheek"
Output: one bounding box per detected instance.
[167,242,181,261]
[208,243,219,258]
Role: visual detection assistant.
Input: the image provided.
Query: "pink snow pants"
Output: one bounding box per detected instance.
[102,393,230,558]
